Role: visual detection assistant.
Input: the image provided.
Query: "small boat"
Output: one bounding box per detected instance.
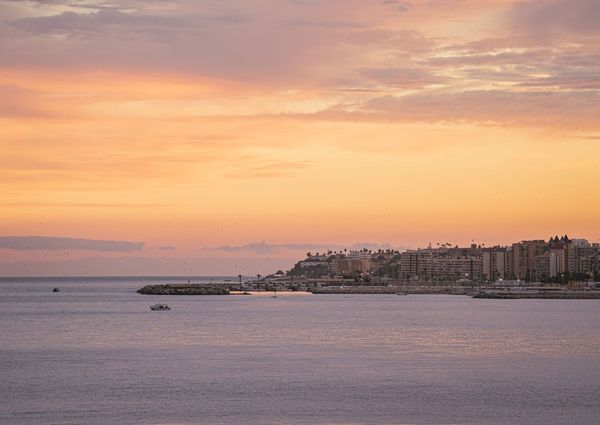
[150,304,171,311]
[52,287,60,292]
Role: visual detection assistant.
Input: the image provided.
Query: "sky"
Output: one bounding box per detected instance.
[1,0,599,275]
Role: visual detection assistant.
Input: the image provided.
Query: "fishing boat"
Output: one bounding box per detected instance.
[150,304,171,311]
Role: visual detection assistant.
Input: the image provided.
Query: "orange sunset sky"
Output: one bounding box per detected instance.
[1,0,599,275]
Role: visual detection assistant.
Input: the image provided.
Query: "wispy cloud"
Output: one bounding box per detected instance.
[227,159,315,179]
[284,19,362,29]
[322,90,600,130]
[0,236,144,251]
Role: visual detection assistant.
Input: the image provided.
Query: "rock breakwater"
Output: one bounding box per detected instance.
[137,284,230,295]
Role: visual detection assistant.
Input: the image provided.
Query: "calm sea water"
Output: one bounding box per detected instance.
[1,277,599,425]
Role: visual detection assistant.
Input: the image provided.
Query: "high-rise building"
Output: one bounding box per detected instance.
[400,248,482,282]
[482,247,508,282]
[510,240,547,280]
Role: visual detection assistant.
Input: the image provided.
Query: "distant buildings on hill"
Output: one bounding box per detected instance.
[287,235,600,284]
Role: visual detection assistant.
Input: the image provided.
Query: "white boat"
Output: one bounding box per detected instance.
[150,304,171,311]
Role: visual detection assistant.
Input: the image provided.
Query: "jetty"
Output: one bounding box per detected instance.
[137,284,230,296]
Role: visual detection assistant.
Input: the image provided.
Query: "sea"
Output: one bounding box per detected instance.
[1,276,600,425]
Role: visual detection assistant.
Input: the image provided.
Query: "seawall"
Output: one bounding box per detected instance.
[310,286,473,295]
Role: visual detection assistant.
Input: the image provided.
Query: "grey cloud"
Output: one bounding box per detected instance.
[212,241,333,255]
[512,0,600,35]
[12,8,249,37]
[0,2,434,85]
[0,6,322,81]
[211,241,402,255]
[381,1,413,12]
[0,236,144,251]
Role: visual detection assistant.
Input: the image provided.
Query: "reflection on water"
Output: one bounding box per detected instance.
[1,277,600,425]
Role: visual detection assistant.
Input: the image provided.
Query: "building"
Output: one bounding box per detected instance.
[510,240,547,280]
[329,251,372,277]
[482,247,508,282]
[400,248,482,282]
[533,251,559,280]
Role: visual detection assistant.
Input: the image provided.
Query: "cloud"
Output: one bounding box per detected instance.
[381,1,413,13]
[285,19,362,29]
[512,0,600,35]
[227,159,315,179]
[211,241,404,255]
[0,3,372,83]
[0,236,144,251]
[322,90,600,130]
[358,66,445,89]
[157,246,176,251]
[12,8,249,37]
[212,241,333,255]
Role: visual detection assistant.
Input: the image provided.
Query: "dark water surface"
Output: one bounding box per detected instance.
[1,277,599,425]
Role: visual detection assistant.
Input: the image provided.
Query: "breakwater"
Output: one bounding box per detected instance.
[137,284,229,295]
[472,291,600,299]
